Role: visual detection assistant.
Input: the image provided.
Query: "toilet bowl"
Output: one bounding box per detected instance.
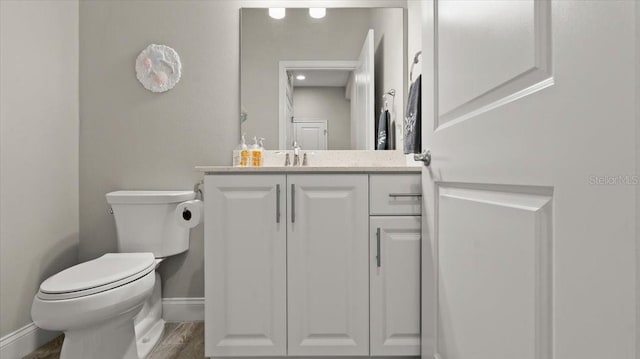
[32,253,156,359]
[31,190,197,359]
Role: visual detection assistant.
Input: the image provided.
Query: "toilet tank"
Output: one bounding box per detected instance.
[106,191,196,258]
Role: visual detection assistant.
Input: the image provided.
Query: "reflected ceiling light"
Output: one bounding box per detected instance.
[296,74,306,80]
[269,8,286,19]
[309,8,326,19]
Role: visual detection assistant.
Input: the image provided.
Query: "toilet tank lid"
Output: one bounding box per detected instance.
[106,190,195,204]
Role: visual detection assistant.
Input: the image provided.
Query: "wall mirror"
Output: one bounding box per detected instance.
[240,7,406,151]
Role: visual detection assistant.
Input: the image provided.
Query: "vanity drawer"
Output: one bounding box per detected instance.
[370,174,422,215]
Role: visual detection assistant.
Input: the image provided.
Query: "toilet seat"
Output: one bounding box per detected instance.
[38,253,156,300]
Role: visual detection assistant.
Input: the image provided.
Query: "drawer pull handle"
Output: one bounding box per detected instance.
[291,184,295,223]
[388,193,422,198]
[276,184,281,223]
[376,227,381,267]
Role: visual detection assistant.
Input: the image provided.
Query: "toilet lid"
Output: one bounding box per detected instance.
[39,253,156,300]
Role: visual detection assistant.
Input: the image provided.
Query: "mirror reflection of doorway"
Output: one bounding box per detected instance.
[293,120,328,151]
[279,29,374,151]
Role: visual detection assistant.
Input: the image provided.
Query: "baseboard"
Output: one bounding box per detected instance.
[162,297,204,322]
[0,322,59,359]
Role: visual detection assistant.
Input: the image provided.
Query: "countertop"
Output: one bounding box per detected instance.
[197,150,423,174]
[195,166,422,174]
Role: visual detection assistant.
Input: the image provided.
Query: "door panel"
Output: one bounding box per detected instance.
[437,0,552,125]
[205,175,286,357]
[421,1,636,359]
[287,174,369,356]
[294,121,327,151]
[370,216,421,356]
[438,185,552,359]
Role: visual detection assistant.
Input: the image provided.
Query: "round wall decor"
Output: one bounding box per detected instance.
[135,44,182,93]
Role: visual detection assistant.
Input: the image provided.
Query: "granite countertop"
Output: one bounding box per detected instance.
[195,165,422,174]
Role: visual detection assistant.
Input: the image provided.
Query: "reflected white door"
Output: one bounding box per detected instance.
[420,1,637,359]
[294,121,327,151]
[352,29,375,150]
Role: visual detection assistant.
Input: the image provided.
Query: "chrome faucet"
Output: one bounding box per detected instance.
[292,141,302,166]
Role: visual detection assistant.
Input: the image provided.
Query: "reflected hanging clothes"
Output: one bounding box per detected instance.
[404,75,422,154]
[377,109,390,150]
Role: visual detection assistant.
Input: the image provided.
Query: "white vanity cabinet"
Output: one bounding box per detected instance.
[370,217,421,356]
[204,174,287,357]
[287,174,369,356]
[204,171,420,358]
[369,174,422,356]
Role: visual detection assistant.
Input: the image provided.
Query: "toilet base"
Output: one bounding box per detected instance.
[60,304,143,359]
[136,318,165,358]
[134,270,165,358]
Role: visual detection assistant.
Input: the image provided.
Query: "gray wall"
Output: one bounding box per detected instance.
[0,0,79,337]
[293,87,351,150]
[79,0,239,298]
[79,0,408,300]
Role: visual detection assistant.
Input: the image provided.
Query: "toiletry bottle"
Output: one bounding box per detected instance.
[250,136,263,167]
[258,138,265,167]
[239,134,250,167]
[233,135,249,167]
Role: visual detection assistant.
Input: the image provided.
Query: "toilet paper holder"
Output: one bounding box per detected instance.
[194,180,204,200]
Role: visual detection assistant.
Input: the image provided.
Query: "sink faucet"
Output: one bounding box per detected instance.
[292,141,302,166]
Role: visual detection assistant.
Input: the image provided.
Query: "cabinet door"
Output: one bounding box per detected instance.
[370,216,421,356]
[204,175,286,357]
[287,174,369,356]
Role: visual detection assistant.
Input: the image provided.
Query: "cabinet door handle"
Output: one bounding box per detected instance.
[388,193,422,198]
[276,184,281,223]
[291,184,295,223]
[376,227,381,267]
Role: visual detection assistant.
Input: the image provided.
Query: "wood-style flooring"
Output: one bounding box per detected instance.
[23,322,205,359]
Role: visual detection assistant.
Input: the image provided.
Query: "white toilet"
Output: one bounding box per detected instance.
[31,190,197,359]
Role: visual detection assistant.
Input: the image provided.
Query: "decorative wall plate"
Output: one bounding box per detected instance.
[135,44,182,93]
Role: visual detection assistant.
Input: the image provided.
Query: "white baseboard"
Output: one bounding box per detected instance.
[162,297,204,322]
[0,322,59,359]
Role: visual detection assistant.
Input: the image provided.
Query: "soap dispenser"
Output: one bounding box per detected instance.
[250,136,263,167]
[258,138,266,166]
[233,134,249,167]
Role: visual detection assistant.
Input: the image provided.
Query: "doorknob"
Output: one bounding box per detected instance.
[414,149,431,166]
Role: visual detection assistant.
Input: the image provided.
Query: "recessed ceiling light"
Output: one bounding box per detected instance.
[309,8,326,19]
[269,8,286,19]
[296,75,306,80]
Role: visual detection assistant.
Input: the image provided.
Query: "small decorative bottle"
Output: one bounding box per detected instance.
[250,137,263,167]
[234,134,249,167]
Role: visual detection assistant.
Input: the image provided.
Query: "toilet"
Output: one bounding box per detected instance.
[31,190,197,359]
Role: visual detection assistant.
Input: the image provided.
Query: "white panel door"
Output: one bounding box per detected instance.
[294,121,327,151]
[287,174,369,356]
[420,1,637,359]
[352,29,375,150]
[370,216,421,356]
[204,174,286,357]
